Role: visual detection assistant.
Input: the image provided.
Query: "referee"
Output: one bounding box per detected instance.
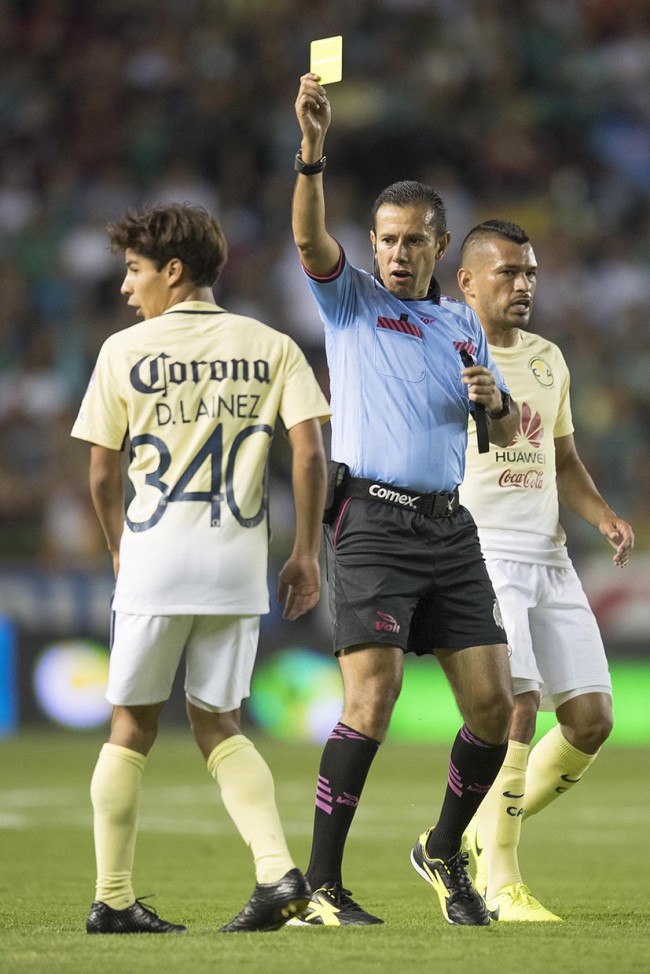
[288,73,521,928]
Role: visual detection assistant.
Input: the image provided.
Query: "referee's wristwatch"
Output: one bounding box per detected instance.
[487,391,511,420]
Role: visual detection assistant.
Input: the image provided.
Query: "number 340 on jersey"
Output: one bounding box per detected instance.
[126,422,272,533]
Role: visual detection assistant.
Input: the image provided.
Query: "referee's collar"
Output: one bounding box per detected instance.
[376,275,441,304]
[407,277,441,304]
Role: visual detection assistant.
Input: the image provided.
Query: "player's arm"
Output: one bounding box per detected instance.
[277,417,327,620]
[555,433,634,567]
[292,73,341,277]
[89,444,124,577]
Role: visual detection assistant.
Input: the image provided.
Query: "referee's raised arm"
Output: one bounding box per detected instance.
[292,73,341,277]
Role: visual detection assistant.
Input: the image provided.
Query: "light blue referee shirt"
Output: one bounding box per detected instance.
[304,248,509,493]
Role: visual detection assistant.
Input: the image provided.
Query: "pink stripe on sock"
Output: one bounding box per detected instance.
[460,724,490,748]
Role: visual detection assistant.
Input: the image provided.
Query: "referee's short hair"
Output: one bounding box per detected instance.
[460,219,530,263]
[107,203,228,286]
[371,181,447,240]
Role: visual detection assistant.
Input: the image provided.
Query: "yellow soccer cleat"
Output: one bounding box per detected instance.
[487,883,563,922]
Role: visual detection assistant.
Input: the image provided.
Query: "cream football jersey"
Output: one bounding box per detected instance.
[72,301,330,614]
[460,330,574,567]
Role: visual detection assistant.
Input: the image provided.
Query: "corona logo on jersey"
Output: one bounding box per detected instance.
[129,352,271,397]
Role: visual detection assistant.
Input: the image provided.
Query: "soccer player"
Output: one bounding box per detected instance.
[71,202,330,933]
[457,220,634,921]
[288,74,520,927]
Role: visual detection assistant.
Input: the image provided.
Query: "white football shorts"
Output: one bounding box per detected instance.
[107,611,260,712]
[486,559,611,711]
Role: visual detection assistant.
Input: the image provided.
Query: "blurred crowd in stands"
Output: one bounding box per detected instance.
[1,0,648,573]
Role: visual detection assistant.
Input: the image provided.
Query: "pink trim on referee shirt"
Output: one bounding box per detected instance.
[377,315,423,338]
[302,243,344,282]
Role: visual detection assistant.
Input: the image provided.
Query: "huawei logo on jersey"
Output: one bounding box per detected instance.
[494,403,545,487]
[510,402,543,448]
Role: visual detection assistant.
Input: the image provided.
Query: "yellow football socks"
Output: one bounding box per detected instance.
[524,724,597,818]
[90,742,146,910]
[478,739,529,900]
[207,735,294,884]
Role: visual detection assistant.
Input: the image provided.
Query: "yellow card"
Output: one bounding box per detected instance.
[310,35,343,85]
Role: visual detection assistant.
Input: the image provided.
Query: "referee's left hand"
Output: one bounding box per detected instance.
[461,364,502,413]
[277,554,321,620]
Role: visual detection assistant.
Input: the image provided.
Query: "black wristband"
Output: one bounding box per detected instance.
[487,392,511,420]
[294,150,327,175]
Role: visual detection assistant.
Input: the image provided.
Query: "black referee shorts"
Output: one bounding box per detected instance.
[324,497,507,655]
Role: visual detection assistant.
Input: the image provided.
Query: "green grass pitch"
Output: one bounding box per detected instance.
[1,730,649,973]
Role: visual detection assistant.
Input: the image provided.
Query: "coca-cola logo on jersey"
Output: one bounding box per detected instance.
[498,468,544,489]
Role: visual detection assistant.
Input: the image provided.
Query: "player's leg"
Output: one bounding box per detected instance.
[474,563,611,921]
[524,690,612,818]
[294,643,402,926]
[524,565,613,819]
[190,703,296,885]
[467,690,538,898]
[87,613,188,934]
[185,614,310,932]
[90,703,164,906]
[479,689,611,924]
[464,560,563,921]
[467,690,563,922]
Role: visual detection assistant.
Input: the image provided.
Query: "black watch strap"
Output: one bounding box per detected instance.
[487,392,511,420]
[294,150,327,175]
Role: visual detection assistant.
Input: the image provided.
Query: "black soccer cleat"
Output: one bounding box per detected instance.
[219,867,311,932]
[410,829,491,926]
[286,883,384,926]
[86,897,187,934]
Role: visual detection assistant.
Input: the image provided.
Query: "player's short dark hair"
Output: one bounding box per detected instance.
[460,219,530,263]
[107,203,228,286]
[371,181,447,239]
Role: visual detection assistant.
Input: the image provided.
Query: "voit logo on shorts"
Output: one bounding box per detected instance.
[374,611,401,634]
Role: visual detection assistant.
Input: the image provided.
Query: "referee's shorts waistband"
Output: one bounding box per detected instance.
[343,477,459,518]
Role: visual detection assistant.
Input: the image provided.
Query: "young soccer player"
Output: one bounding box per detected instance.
[72,202,330,933]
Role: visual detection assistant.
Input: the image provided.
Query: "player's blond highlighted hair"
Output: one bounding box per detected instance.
[108,202,228,287]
